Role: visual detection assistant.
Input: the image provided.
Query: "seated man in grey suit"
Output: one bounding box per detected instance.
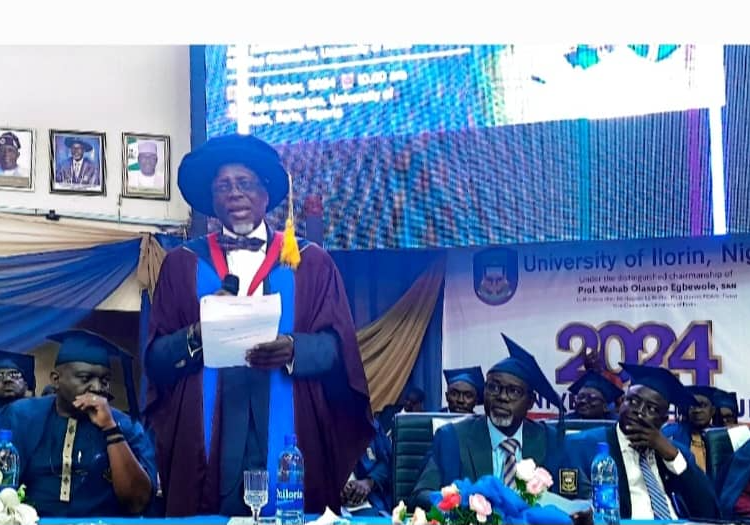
[563,363,720,521]
[409,334,566,510]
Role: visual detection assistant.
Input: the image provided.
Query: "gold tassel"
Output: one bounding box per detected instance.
[279,170,301,270]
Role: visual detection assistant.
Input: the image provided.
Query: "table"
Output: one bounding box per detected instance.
[37,518,699,525]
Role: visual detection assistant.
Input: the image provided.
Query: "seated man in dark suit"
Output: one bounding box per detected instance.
[563,363,720,521]
[566,370,622,420]
[441,366,484,414]
[409,334,565,510]
[663,385,717,472]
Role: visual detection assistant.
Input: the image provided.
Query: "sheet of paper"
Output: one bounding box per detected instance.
[200,293,281,368]
[537,491,592,515]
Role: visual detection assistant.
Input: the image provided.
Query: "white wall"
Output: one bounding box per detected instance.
[0,45,191,225]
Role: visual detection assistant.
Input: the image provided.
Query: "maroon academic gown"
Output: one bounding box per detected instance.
[145,233,374,516]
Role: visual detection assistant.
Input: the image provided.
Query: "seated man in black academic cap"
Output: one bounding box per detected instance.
[563,363,720,520]
[409,334,567,510]
[713,389,740,427]
[442,366,484,414]
[0,351,35,408]
[0,329,157,517]
[567,370,623,420]
[663,385,717,473]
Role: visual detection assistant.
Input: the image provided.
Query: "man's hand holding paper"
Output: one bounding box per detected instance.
[199,292,283,368]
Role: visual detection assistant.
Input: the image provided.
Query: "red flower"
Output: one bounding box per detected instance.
[437,492,461,511]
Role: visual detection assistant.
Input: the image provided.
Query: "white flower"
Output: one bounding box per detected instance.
[0,515,13,525]
[440,483,459,497]
[12,503,39,525]
[392,500,407,524]
[411,507,428,525]
[0,489,19,510]
[515,458,537,481]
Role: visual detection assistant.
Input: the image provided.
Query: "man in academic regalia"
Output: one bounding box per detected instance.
[663,385,717,472]
[713,389,740,427]
[563,363,719,520]
[442,366,484,414]
[0,330,156,517]
[340,419,392,516]
[410,334,567,510]
[144,134,373,517]
[0,350,35,408]
[566,370,623,420]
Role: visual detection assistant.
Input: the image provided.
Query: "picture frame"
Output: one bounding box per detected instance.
[121,132,171,200]
[49,129,106,195]
[0,126,35,191]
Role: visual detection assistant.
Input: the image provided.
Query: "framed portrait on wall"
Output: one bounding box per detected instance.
[122,133,170,200]
[50,130,106,195]
[0,127,35,191]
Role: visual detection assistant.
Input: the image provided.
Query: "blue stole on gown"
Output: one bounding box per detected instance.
[195,253,296,514]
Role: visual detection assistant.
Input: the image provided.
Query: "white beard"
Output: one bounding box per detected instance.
[229,222,256,235]
[490,414,514,428]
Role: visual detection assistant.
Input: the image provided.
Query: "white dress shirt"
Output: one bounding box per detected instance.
[73,159,83,178]
[223,222,268,297]
[615,424,686,519]
[488,418,523,478]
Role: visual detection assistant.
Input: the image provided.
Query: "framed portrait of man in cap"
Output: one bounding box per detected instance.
[121,132,170,200]
[49,129,106,195]
[0,127,34,191]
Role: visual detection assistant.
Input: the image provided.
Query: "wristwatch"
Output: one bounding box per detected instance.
[187,323,203,358]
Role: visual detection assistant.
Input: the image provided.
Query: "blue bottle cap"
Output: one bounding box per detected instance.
[596,441,609,455]
[0,429,11,442]
[284,434,297,447]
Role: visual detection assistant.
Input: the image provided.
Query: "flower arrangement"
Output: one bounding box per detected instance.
[393,460,569,525]
[0,486,39,525]
[513,459,554,507]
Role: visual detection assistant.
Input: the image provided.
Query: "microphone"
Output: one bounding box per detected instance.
[219,274,240,296]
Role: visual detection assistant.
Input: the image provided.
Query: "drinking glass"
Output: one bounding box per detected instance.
[244,469,269,525]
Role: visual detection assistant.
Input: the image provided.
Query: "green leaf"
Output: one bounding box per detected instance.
[426,506,445,524]
[17,484,26,502]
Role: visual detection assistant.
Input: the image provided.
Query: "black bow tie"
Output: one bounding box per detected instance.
[217,234,266,252]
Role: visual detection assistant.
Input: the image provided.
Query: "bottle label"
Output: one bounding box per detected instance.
[276,484,304,511]
[593,485,618,509]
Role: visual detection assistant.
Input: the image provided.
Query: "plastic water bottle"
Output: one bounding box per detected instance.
[276,434,304,525]
[591,441,620,524]
[0,430,19,490]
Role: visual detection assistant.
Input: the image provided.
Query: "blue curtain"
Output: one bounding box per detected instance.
[0,239,141,353]
[331,248,445,410]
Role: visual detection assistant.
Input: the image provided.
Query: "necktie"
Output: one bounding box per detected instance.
[638,450,672,520]
[500,438,520,488]
[217,234,265,252]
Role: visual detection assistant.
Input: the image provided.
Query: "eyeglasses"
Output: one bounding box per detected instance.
[484,382,527,401]
[212,178,266,196]
[0,370,23,381]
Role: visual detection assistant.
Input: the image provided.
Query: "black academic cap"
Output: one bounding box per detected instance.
[685,385,719,407]
[490,334,564,413]
[713,389,739,413]
[568,370,624,404]
[444,366,485,403]
[620,362,696,408]
[48,329,139,421]
[0,351,35,393]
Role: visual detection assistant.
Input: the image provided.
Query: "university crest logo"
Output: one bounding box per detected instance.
[473,247,518,306]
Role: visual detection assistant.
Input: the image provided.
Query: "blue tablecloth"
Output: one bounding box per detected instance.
[37,519,692,525]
